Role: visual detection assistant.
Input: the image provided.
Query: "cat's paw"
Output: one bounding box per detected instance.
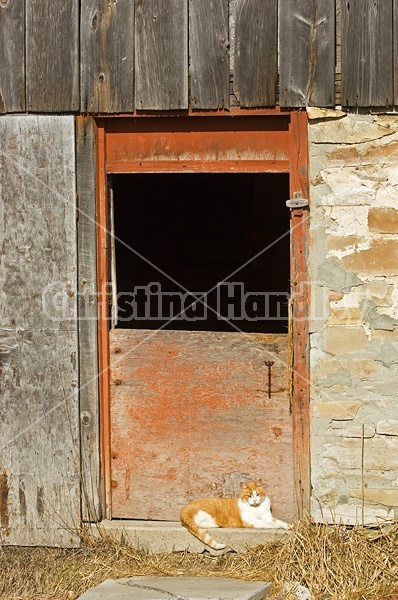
[213,542,226,550]
[273,518,291,529]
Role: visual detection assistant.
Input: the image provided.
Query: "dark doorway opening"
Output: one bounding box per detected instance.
[112,172,290,333]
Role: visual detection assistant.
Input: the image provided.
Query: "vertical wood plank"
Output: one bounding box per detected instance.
[0,0,25,113]
[289,111,310,517]
[234,0,277,107]
[135,0,188,110]
[279,0,335,108]
[341,0,393,107]
[26,0,79,111]
[189,0,229,109]
[96,121,112,519]
[81,0,135,114]
[394,0,398,106]
[76,117,102,522]
[0,116,80,546]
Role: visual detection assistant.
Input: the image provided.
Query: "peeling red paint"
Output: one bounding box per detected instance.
[110,330,295,522]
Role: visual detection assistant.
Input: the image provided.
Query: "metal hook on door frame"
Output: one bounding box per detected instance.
[265,360,274,399]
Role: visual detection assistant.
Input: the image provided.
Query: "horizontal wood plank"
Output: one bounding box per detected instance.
[0,0,25,113]
[80,0,135,113]
[105,159,290,173]
[234,0,277,107]
[189,0,229,109]
[341,0,393,107]
[135,0,188,110]
[279,0,335,107]
[26,0,79,111]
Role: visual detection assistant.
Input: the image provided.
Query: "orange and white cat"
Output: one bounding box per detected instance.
[180,480,290,550]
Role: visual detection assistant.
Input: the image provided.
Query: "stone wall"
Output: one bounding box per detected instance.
[308,109,398,525]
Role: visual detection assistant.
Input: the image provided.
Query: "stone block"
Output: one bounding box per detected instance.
[331,423,375,438]
[372,329,398,341]
[323,437,398,470]
[315,167,377,205]
[313,401,361,420]
[316,358,376,379]
[324,326,368,355]
[368,207,398,233]
[327,236,363,253]
[326,206,369,236]
[327,308,362,325]
[307,107,346,121]
[363,281,393,307]
[309,114,393,146]
[327,138,398,167]
[350,488,398,506]
[311,503,394,526]
[376,420,398,436]
[341,240,398,276]
[329,291,344,302]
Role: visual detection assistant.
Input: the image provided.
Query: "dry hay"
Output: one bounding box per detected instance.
[0,517,397,600]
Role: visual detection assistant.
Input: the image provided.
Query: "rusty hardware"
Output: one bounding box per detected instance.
[114,379,122,386]
[111,452,118,460]
[265,360,274,399]
[114,347,121,354]
[111,480,118,488]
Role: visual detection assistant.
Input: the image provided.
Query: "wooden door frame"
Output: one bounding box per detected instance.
[95,110,310,520]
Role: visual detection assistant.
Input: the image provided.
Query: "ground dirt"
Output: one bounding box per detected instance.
[0,518,397,600]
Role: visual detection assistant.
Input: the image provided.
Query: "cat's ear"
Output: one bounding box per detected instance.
[240,481,247,489]
[257,478,263,486]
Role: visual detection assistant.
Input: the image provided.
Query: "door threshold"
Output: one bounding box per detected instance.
[89,519,290,555]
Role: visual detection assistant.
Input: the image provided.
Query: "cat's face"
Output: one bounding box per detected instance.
[239,480,267,507]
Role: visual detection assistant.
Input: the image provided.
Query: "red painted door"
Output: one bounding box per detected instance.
[110,330,294,521]
[97,114,310,522]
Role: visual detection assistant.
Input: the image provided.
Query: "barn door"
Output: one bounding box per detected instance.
[97,115,309,523]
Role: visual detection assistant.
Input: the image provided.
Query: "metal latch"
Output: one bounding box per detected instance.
[286,191,309,209]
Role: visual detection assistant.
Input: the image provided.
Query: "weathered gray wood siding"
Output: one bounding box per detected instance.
[234,0,277,107]
[341,0,393,107]
[26,0,79,112]
[189,0,229,109]
[81,0,135,114]
[76,117,102,523]
[279,0,336,108]
[135,0,188,110]
[0,116,80,547]
[0,0,25,113]
[1,0,397,112]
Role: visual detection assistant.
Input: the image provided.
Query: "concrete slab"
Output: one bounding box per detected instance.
[78,576,272,600]
[90,520,289,555]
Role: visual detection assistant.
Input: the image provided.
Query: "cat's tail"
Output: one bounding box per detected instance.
[180,507,226,551]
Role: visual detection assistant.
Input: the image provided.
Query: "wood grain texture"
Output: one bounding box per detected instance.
[289,112,310,517]
[394,0,398,106]
[0,0,25,113]
[189,0,229,109]
[76,117,102,522]
[0,116,80,546]
[279,0,335,107]
[134,0,188,110]
[109,330,295,522]
[26,0,79,111]
[234,0,277,107]
[81,0,134,113]
[341,0,393,107]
